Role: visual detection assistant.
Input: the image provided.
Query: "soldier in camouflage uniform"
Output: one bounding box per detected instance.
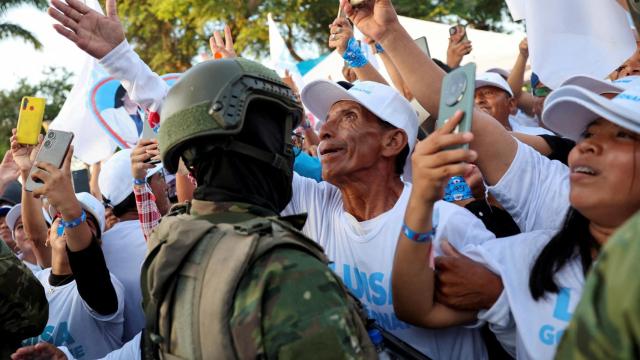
[141,58,375,359]
[556,210,640,359]
[0,237,48,359]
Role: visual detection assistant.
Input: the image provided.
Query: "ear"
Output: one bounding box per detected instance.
[381,128,408,159]
[508,96,518,115]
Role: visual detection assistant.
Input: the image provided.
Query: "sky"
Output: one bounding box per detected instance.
[0,5,86,91]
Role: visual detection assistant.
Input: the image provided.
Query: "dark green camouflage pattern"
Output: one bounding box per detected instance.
[556,211,640,359]
[0,239,48,359]
[231,247,374,359]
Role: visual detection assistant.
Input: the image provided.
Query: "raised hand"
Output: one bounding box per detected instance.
[411,111,476,204]
[31,146,77,216]
[446,38,472,69]
[341,0,400,43]
[328,17,354,56]
[48,0,126,59]
[10,129,42,174]
[131,139,160,181]
[519,37,529,58]
[209,25,237,59]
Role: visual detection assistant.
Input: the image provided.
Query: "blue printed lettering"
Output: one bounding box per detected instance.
[69,345,85,359]
[539,325,555,345]
[355,268,372,303]
[369,272,386,306]
[41,325,54,343]
[53,322,75,346]
[552,288,573,322]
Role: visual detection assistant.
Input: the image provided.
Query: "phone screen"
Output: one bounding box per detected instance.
[414,37,431,58]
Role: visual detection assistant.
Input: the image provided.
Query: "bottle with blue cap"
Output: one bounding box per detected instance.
[368,328,394,359]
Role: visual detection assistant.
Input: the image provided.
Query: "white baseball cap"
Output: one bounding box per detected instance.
[48,192,106,237]
[99,149,163,207]
[475,72,514,97]
[555,75,640,97]
[542,86,640,141]
[6,204,52,240]
[300,80,418,178]
[486,68,510,80]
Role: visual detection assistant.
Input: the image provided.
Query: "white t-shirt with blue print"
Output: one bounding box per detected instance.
[23,268,125,359]
[283,173,495,360]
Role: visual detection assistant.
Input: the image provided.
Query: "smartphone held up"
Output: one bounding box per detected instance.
[16,97,46,145]
[25,130,75,193]
[436,63,476,149]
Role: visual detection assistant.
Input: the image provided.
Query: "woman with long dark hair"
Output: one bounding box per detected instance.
[392,78,640,360]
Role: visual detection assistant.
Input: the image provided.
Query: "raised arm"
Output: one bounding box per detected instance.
[392,111,477,328]
[48,0,168,113]
[329,17,388,85]
[10,131,50,268]
[508,38,528,100]
[343,0,517,185]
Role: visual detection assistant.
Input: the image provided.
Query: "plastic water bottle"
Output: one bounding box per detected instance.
[368,329,393,360]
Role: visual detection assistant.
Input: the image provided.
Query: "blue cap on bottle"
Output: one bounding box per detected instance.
[367,329,384,346]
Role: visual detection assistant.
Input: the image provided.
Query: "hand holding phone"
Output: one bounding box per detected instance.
[436,63,476,149]
[16,97,45,145]
[25,130,75,193]
[449,25,468,43]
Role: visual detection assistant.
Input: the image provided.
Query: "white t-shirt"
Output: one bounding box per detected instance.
[487,140,570,233]
[61,333,142,360]
[23,268,125,359]
[101,220,148,342]
[283,174,494,359]
[465,230,584,360]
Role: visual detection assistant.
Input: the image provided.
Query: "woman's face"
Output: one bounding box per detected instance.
[568,119,640,228]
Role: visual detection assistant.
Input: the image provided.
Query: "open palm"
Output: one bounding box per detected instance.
[48,0,125,59]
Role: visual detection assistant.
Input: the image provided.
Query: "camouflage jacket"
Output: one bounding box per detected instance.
[556,211,640,359]
[0,239,48,359]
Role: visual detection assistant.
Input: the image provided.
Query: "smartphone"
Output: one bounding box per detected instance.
[449,25,468,42]
[72,169,90,194]
[436,63,476,149]
[414,36,431,58]
[25,130,75,192]
[628,0,640,37]
[16,97,45,145]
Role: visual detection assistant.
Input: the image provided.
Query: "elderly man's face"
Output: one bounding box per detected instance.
[474,86,515,128]
[318,101,392,184]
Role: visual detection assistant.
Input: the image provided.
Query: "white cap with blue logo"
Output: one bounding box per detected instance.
[542,83,640,141]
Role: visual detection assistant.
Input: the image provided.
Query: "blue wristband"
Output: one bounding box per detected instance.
[343,38,368,68]
[133,178,146,186]
[402,223,435,243]
[60,210,86,229]
[375,43,384,54]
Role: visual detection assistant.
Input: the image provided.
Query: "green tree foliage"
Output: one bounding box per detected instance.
[0,68,73,155]
[111,0,507,74]
[0,0,48,49]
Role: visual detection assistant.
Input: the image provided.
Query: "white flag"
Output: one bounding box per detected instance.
[506,0,636,89]
[48,0,120,164]
[267,13,305,89]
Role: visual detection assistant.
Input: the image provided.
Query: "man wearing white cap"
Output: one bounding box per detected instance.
[5,204,40,273]
[289,80,493,359]
[475,72,552,136]
[98,148,165,342]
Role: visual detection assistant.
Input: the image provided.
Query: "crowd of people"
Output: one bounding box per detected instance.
[2,0,640,359]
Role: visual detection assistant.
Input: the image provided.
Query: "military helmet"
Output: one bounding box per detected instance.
[159,58,303,173]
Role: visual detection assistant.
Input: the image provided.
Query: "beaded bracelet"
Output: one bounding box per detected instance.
[401,223,436,243]
[375,43,385,54]
[60,210,86,229]
[343,38,368,68]
[133,178,146,186]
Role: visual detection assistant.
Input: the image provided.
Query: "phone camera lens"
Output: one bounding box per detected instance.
[44,140,52,148]
[445,72,468,106]
[47,132,56,140]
